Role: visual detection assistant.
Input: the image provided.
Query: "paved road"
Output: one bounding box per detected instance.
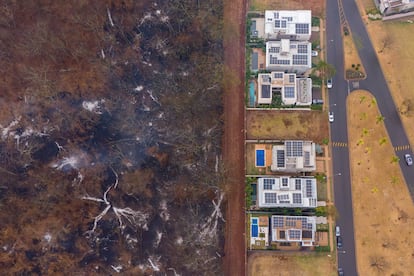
[342,0,414,192]
[327,0,414,275]
[326,0,358,275]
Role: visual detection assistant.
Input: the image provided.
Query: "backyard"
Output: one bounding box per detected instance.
[246,110,329,143]
[248,252,337,276]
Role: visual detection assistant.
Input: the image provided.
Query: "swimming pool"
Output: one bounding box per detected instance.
[256,149,265,167]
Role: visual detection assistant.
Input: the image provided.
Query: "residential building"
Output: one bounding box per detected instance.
[271,215,316,246]
[271,140,316,172]
[257,71,312,105]
[264,10,312,41]
[256,177,317,208]
[250,216,269,248]
[375,0,414,15]
[265,39,312,73]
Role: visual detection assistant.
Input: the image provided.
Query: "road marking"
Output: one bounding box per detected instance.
[332,142,348,147]
[394,145,410,151]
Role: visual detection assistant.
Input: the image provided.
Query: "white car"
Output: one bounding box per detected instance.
[335,226,341,237]
[327,78,333,89]
[329,112,334,123]
[405,154,413,166]
[311,50,318,57]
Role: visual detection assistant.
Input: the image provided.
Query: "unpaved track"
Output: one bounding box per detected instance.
[222,0,247,275]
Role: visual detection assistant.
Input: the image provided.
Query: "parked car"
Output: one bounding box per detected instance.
[327,78,333,88]
[329,112,334,123]
[405,154,413,166]
[337,236,343,249]
[335,226,341,237]
[311,50,318,57]
[338,267,344,276]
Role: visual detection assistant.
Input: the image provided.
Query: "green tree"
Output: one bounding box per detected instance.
[314,60,336,80]
[376,115,385,124]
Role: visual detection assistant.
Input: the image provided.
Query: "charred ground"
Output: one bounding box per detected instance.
[0,1,224,275]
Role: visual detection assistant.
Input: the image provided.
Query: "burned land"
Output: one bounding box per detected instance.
[0,1,225,275]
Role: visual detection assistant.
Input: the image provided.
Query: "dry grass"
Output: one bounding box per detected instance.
[347,90,414,275]
[249,0,325,16]
[246,110,329,143]
[248,252,337,276]
[343,33,366,77]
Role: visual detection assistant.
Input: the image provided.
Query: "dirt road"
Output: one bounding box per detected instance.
[222,0,247,275]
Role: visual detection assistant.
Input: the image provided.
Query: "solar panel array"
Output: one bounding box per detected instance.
[301,218,314,230]
[295,179,302,190]
[274,72,283,79]
[288,229,301,240]
[281,177,289,186]
[263,178,275,189]
[292,193,302,204]
[306,180,313,197]
[277,150,285,167]
[292,54,308,65]
[286,217,297,227]
[278,194,289,201]
[265,193,277,203]
[296,23,309,34]
[286,141,303,157]
[270,47,280,53]
[273,216,284,227]
[270,56,290,65]
[297,44,308,54]
[262,85,271,98]
[288,74,295,83]
[284,87,295,98]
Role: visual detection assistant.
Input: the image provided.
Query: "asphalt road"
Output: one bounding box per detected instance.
[326,0,358,275]
[327,0,414,275]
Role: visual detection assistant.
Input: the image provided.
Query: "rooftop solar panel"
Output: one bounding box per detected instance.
[262,85,271,99]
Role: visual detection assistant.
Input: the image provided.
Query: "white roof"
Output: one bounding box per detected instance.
[257,177,317,208]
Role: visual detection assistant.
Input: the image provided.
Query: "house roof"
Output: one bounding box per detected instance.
[257,177,317,208]
[271,140,316,172]
[265,40,312,71]
[271,215,316,246]
[264,10,312,39]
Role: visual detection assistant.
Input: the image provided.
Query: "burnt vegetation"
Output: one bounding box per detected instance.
[0,0,224,274]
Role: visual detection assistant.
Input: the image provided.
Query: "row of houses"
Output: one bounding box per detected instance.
[250,10,315,106]
[247,10,323,250]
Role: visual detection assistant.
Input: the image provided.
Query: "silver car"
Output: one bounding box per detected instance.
[405,154,413,166]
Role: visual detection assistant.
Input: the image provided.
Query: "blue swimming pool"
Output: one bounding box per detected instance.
[249,82,255,107]
[251,218,258,238]
[256,149,265,167]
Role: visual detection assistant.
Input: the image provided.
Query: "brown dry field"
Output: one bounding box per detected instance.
[246,110,329,143]
[248,252,337,276]
[347,90,414,274]
[250,0,325,16]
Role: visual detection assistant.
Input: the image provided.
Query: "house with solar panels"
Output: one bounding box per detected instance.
[265,40,312,73]
[264,10,312,41]
[257,71,312,105]
[271,215,316,246]
[270,140,316,172]
[256,177,317,208]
